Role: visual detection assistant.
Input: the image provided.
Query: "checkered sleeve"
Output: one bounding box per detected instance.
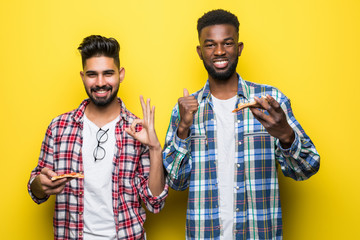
[27,123,55,204]
[137,145,168,213]
[275,97,320,181]
[163,105,192,191]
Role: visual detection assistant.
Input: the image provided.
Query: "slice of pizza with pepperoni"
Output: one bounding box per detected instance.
[51,172,84,181]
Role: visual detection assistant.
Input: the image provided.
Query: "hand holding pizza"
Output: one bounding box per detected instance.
[249,95,295,149]
[31,167,72,199]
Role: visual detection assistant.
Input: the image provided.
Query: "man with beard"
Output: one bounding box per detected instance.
[28,35,168,240]
[163,9,320,240]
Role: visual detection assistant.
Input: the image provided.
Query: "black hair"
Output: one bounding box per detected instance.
[197,9,239,38]
[78,35,120,69]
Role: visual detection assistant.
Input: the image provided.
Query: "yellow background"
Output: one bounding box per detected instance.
[1,0,359,239]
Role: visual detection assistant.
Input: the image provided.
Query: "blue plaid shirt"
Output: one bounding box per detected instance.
[163,75,320,240]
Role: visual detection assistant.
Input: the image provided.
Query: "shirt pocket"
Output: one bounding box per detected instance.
[243,130,274,150]
[243,130,270,138]
[190,135,207,153]
[243,130,276,178]
[190,134,207,172]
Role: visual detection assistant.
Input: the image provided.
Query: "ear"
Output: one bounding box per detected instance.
[80,71,85,82]
[196,45,203,60]
[119,67,125,83]
[238,42,244,57]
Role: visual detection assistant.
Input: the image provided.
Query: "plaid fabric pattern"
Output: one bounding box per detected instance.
[163,75,320,240]
[28,98,168,240]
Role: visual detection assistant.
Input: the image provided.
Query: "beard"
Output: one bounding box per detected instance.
[86,85,119,107]
[203,57,238,81]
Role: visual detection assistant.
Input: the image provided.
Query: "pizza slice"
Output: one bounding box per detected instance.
[51,172,84,181]
[232,96,268,113]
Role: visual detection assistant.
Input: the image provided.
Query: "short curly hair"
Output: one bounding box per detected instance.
[78,35,120,69]
[197,9,239,38]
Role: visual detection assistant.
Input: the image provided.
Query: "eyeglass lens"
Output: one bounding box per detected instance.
[93,128,109,161]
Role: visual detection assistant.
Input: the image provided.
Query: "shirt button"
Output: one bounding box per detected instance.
[236,208,240,212]
[237,163,240,168]
[79,211,83,215]
[238,141,242,145]
[79,191,83,195]
[237,120,241,123]
[236,186,239,190]
[79,232,83,236]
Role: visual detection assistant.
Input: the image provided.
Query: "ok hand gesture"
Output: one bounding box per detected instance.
[125,96,161,151]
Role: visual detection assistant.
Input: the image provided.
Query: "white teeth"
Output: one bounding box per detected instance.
[96,90,107,93]
[214,61,228,64]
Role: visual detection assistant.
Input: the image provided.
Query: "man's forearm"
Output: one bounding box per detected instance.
[30,175,47,199]
[148,147,165,196]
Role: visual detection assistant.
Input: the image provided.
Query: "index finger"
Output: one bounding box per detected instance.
[139,95,147,120]
[265,95,281,111]
[41,167,57,179]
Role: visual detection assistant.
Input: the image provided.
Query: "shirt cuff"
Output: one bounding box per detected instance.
[173,129,191,155]
[144,182,169,205]
[276,131,301,159]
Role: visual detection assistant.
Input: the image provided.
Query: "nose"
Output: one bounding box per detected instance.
[96,74,106,87]
[214,44,225,56]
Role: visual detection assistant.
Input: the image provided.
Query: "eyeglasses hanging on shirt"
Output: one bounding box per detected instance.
[93,128,109,162]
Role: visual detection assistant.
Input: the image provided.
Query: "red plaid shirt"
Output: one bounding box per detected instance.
[28,98,168,240]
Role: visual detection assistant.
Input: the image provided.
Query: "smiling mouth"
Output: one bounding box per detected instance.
[91,86,112,97]
[213,59,229,69]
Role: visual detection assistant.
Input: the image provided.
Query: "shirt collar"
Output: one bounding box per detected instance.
[199,74,250,101]
[72,98,129,124]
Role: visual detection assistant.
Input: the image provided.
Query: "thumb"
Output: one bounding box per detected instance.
[183,88,189,97]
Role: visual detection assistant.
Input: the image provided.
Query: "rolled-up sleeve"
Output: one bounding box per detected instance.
[27,125,54,204]
[275,98,320,181]
[163,105,192,191]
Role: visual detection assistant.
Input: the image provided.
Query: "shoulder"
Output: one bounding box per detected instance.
[46,108,79,136]
[243,80,289,104]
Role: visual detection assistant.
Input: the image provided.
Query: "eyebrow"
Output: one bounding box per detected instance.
[103,70,115,74]
[85,70,97,75]
[85,69,115,74]
[203,37,235,43]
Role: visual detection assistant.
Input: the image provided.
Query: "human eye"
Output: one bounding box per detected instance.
[224,41,234,46]
[86,72,97,78]
[204,42,215,48]
[104,71,114,77]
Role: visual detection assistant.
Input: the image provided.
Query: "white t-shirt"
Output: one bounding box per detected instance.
[82,114,120,240]
[211,94,237,240]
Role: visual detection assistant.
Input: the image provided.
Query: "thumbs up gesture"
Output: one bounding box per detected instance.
[177,88,199,139]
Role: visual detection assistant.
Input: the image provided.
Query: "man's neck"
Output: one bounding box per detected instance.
[209,73,238,100]
[84,98,120,128]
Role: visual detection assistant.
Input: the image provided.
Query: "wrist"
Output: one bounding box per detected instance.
[177,123,190,139]
[31,175,47,199]
[148,143,162,152]
[279,129,295,149]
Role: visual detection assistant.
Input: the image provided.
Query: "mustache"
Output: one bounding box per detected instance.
[91,86,112,92]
